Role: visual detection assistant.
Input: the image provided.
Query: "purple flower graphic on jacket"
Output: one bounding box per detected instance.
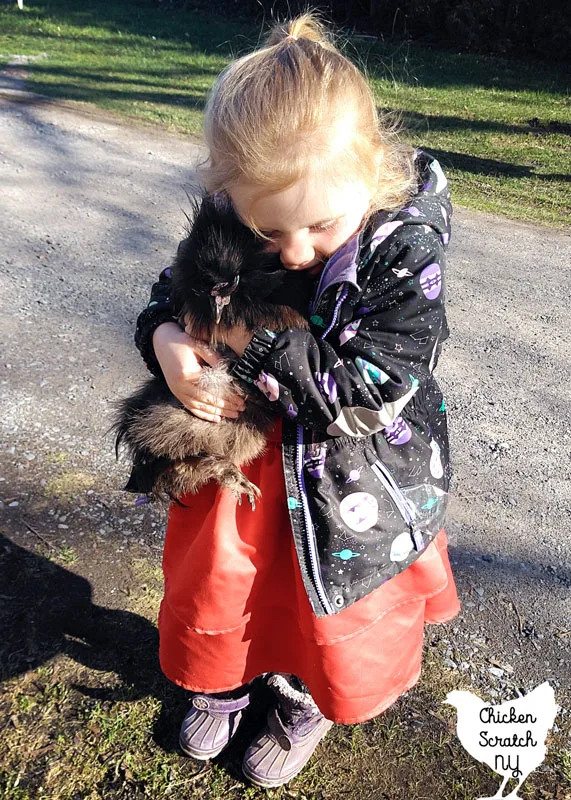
[314,372,338,405]
[254,371,280,402]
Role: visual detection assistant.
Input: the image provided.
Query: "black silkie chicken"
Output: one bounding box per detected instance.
[113,194,309,508]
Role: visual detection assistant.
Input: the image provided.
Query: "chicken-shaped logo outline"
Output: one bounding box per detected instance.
[444,681,559,799]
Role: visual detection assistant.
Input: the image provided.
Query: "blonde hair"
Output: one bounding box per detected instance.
[197,13,417,232]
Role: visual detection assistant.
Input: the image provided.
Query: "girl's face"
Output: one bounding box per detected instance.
[228,175,373,277]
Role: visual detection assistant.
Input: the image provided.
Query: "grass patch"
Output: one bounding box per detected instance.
[52,544,77,565]
[43,470,95,499]
[127,558,164,619]
[0,0,569,227]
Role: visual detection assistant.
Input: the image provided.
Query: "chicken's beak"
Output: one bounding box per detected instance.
[212,294,230,325]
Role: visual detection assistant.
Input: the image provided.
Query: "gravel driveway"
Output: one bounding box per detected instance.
[1,93,570,701]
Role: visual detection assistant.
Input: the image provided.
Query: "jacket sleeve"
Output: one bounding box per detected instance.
[134,267,179,378]
[230,226,449,437]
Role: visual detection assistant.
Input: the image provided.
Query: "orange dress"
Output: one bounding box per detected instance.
[158,420,460,725]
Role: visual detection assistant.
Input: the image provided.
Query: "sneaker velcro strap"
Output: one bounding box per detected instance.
[191,692,250,715]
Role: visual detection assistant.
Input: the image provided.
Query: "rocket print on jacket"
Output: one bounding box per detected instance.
[429,439,444,479]
[383,416,412,446]
[339,319,361,346]
[369,220,403,251]
[355,357,389,386]
[304,443,327,480]
[326,377,420,438]
[314,372,338,404]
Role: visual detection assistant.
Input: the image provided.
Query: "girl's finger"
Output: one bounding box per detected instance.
[188,392,245,412]
[184,399,241,419]
[185,408,223,423]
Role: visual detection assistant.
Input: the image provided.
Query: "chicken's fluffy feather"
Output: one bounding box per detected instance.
[113,193,310,505]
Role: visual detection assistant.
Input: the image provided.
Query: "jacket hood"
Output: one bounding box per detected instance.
[314,150,451,305]
[363,149,452,246]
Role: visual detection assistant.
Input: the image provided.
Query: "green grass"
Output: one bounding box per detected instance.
[1,0,570,227]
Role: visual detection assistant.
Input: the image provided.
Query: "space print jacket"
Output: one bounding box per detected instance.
[135,150,453,618]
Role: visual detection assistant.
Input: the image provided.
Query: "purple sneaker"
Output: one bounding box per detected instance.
[242,674,333,788]
[179,689,251,760]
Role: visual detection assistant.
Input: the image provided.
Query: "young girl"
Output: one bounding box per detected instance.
[134,13,460,789]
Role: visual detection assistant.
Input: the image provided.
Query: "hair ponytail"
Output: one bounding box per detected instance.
[197,13,416,218]
[265,13,334,49]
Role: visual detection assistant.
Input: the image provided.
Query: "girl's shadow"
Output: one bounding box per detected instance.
[0,532,186,753]
[0,531,274,777]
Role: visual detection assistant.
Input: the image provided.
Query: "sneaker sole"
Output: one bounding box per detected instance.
[179,733,229,761]
[241,719,333,788]
[242,762,293,788]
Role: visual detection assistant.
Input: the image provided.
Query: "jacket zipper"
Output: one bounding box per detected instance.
[295,282,350,615]
[321,284,349,339]
[295,425,334,614]
[370,459,426,551]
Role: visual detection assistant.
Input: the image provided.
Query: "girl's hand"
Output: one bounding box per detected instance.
[152,322,246,422]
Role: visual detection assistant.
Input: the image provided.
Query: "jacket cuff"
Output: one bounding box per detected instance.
[230,328,278,383]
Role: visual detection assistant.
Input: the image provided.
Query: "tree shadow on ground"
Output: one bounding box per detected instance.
[390,108,571,140]
[21,64,210,113]
[7,0,570,94]
[414,147,571,183]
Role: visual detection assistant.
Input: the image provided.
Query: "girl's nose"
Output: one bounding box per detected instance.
[278,232,315,268]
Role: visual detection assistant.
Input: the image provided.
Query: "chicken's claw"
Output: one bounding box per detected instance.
[226,471,262,511]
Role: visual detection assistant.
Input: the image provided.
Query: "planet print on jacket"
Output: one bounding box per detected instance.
[345,466,364,484]
[339,492,378,532]
[420,263,442,300]
[332,549,360,561]
[390,531,414,562]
